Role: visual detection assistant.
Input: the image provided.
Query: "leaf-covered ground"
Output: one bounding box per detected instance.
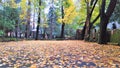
[0,40,120,68]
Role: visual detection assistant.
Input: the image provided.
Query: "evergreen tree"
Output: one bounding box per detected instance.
[47,4,57,39]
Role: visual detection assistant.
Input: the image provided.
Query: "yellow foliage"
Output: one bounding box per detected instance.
[3,0,18,8]
[19,0,28,20]
[63,6,78,24]
[58,0,78,24]
[10,0,18,8]
[68,0,74,6]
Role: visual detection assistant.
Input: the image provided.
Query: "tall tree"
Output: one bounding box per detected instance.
[35,0,41,40]
[0,6,19,37]
[60,5,65,38]
[0,0,20,37]
[19,0,28,38]
[25,0,31,39]
[98,0,117,44]
[79,0,100,41]
[48,3,57,39]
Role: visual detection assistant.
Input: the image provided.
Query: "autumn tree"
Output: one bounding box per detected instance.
[58,0,77,38]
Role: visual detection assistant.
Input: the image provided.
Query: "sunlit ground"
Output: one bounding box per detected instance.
[0,40,120,68]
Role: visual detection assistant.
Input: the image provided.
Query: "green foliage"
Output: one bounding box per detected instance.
[64,22,79,37]
[110,0,120,22]
[0,30,4,36]
[0,6,19,33]
[110,30,120,45]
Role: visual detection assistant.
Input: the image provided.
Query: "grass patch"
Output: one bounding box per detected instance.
[110,29,120,45]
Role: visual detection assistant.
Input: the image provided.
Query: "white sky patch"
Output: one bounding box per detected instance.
[44,6,50,14]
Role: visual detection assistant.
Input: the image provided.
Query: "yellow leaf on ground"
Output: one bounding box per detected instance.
[30,64,37,68]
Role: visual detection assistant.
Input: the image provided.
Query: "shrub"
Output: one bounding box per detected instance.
[0,38,18,42]
[110,29,120,45]
[0,30,4,36]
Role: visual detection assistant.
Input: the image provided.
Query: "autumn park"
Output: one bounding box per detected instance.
[0,0,120,68]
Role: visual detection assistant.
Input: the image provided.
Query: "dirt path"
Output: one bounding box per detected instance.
[0,40,120,68]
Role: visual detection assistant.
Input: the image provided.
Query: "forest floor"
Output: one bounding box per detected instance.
[0,40,120,68]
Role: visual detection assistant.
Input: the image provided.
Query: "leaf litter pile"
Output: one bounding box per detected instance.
[0,40,120,68]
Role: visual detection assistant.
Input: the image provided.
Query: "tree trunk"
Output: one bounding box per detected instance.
[35,24,40,40]
[49,20,53,39]
[15,24,18,38]
[84,19,91,41]
[99,14,108,44]
[84,2,91,41]
[84,0,99,41]
[60,23,65,38]
[60,5,65,38]
[25,0,31,39]
[25,22,30,39]
[98,0,117,44]
[35,0,41,40]
[81,24,86,40]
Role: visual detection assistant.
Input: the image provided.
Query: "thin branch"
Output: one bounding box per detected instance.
[91,13,100,24]
[90,0,98,16]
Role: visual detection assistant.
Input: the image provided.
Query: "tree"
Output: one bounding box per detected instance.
[60,5,65,38]
[58,0,77,38]
[0,6,19,37]
[25,0,31,39]
[98,0,117,44]
[35,0,41,40]
[78,0,100,41]
[47,3,57,39]
[1,0,20,38]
